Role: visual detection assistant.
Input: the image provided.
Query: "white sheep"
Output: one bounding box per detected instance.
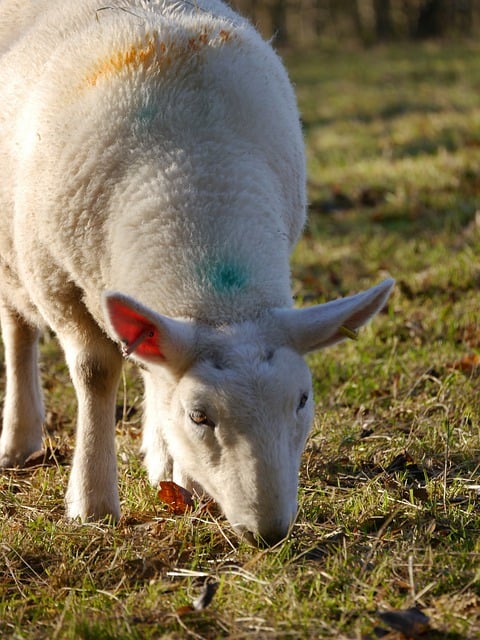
[0,0,394,544]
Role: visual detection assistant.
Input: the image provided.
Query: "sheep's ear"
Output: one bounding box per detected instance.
[274,278,394,354]
[103,292,196,370]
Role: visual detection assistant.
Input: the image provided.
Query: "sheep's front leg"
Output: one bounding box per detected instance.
[0,302,44,467]
[140,369,173,485]
[62,334,123,521]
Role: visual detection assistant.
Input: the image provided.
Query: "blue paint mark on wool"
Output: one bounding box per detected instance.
[136,104,158,126]
[202,259,248,293]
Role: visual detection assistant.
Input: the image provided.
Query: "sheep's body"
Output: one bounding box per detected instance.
[0,0,304,325]
[0,0,393,543]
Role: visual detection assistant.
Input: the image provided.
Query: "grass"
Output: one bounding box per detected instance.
[2,41,480,638]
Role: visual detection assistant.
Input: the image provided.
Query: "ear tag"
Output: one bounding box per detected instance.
[339,325,359,341]
[122,326,155,357]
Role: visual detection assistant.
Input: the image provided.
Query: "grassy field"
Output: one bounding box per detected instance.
[2,42,480,639]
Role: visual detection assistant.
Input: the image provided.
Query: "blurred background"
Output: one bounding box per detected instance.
[230,0,477,47]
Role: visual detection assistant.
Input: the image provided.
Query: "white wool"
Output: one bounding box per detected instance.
[0,0,393,544]
[1,0,305,325]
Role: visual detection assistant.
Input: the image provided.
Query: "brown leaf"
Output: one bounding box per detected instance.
[24,447,68,468]
[174,605,195,617]
[377,607,430,637]
[158,481,194,514]
[450,353,480,372]
[385,452,415,474]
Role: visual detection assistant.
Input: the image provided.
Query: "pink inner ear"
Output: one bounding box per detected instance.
[107,298,164,359]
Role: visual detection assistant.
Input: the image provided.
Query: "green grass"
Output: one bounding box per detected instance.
[2,41,480,638]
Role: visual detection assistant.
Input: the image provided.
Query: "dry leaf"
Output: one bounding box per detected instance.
[450,353,480,372]
[24,447,68,468]
[158,481,194,514]
[377,607,430,637]
[174,604,195,616]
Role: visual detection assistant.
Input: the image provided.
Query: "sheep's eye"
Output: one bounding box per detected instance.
[189,410,215,428]
[297,393,309,411]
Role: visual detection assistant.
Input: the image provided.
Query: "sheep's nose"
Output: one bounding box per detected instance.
[257,529,288,547]
[236,525,289,547]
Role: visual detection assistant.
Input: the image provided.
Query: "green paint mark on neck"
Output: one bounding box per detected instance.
[201,258,248,294]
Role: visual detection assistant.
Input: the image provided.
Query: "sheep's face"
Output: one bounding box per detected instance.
[164,331,314,545]
[104,278,394,545]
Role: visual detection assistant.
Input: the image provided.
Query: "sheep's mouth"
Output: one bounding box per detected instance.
[232,524,288,548]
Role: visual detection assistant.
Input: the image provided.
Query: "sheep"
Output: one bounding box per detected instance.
[0,0,394,545]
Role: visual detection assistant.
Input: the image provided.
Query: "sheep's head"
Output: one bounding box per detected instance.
[104,279,394,545]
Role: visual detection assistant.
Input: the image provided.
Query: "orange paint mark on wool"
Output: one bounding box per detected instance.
[187,30,209,52]
[85,35,159,87]
[83,28,235,88]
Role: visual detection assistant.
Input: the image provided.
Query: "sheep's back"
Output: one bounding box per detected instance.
[0,0,306,326]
